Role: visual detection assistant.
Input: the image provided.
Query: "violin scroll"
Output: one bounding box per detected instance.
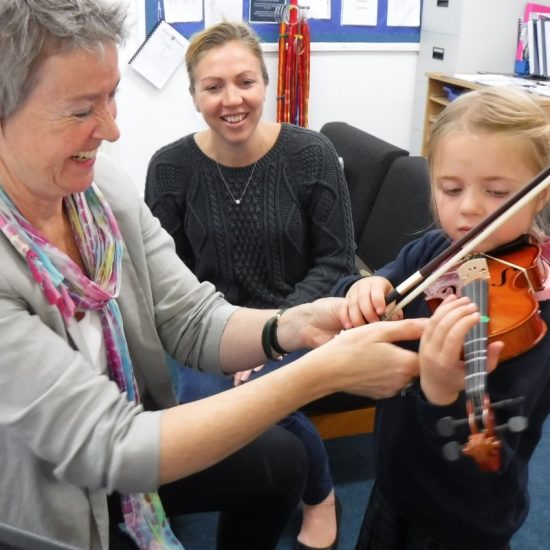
[437,396,528,472]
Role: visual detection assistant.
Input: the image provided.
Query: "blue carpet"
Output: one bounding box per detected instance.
[172,418,550,549]
[511,416,550,549]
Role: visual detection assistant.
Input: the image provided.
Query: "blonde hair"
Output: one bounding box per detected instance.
[185,21,268,95]
[426,87,550,232]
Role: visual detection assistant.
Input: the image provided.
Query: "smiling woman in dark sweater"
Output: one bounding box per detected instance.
[144,21,355,550]
[145,124,353,308]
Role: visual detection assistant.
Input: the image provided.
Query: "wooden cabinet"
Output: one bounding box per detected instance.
[421,72,550,156]
[421,73,482,156]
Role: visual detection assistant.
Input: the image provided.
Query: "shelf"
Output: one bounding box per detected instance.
[429,94,451,107]
[422,72,550,156]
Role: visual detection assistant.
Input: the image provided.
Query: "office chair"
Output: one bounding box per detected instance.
[357,155,434,271]
[320,121,409,244]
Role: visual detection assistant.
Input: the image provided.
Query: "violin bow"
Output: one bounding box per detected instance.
[385,164,550,317]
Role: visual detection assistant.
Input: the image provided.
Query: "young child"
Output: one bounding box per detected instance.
[332,87,550,550]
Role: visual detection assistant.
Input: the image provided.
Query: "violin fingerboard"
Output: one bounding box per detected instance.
[461,262,489,411]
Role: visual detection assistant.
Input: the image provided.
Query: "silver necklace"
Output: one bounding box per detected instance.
[215,160,258,205]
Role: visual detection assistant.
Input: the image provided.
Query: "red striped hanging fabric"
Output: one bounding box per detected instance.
[276,1,310,127]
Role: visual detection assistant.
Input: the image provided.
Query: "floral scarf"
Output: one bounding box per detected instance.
[0,183,183,550]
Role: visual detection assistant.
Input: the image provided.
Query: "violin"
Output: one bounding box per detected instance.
[432,239,547,471]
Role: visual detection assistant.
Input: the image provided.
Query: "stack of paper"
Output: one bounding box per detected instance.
[128,21,188,89]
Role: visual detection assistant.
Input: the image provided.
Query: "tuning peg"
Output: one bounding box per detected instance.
[496,416,528,434]
[440,415,528,464]
[491,396,525,410]
[436,415,467,437]
[436,396,525,437]
[442,441,462,462]
[437,416,455,437]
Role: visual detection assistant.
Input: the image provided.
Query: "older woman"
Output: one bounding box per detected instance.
[0,1,424,549]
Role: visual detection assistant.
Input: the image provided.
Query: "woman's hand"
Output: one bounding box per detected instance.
[276,297,350,352]
[345,276,402,326]
[308,317,427,399]
[233,365,264,386]
[419,295,503,405]
[276,293,405,356]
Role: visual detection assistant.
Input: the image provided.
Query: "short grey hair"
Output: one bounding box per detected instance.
[0,0,129,120]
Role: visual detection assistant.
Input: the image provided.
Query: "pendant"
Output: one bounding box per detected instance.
[216,159,257,207]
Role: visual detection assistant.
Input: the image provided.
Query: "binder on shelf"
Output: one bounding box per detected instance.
[128,20,188,89]
[516,3,550,75]
[515,17,529,75]
[537,18,547,76]
[544,19,550,77]
[528,17,539,76]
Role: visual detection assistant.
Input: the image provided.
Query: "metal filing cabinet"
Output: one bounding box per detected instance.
[410,0,524,155]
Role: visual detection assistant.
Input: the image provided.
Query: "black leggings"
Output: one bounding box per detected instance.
[356,484,511,550]
[109,425,308,549]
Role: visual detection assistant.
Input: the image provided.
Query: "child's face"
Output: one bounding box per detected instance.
[432,131,545,252]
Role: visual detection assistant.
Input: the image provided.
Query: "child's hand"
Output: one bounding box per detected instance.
[233,365,264,386]
[345,276,401,326]
[419,295,504,406]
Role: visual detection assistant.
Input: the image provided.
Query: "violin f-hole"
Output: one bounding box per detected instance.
[491,266,518,288]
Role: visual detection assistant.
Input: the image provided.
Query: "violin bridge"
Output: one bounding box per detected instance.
[457,257,490,286]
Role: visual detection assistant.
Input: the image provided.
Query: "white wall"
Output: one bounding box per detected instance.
[105,5,419,193]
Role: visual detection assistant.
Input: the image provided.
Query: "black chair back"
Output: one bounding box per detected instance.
[357,155,434,271]
[320,121,409,242]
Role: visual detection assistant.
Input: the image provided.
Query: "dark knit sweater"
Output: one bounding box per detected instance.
[145,123,356,308]
[333,230,550,550]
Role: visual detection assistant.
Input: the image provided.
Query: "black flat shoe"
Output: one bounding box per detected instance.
[295,496,341,550]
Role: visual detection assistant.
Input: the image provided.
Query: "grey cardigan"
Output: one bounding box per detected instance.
[0,153,237,549]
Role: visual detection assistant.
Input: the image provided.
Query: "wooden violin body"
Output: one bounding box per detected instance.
[483,242,547,359]
[427,239,547,361]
